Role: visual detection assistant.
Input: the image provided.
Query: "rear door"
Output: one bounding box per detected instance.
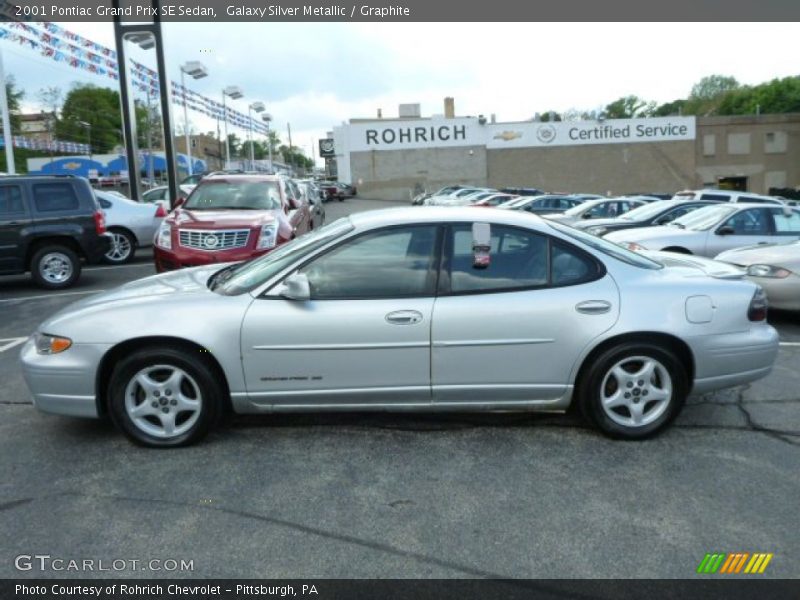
[0,183,30,274]
[431,223,619,404]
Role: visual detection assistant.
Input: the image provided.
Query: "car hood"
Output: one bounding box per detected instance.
[715,241,800,268]
[168,208,280,229]
[604,225,700,246]
[40,264,230,331]
[643,251,745,279]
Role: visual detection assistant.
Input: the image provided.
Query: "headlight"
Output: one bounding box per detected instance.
[34,333,72,355]
[155,221,172,249]
[586,226,607,236]
[625,242,647,252]
[256,223,278,249]
[747,264,792,278]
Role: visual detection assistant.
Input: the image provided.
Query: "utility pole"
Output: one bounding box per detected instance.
[0,46,16,174]
[287,122,293,173]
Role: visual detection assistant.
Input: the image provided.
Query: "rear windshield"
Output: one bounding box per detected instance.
[184,180,282,211]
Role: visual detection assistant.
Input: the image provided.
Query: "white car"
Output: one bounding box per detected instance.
[546,198,650,224]
[671,189,784,205]
[140,184,196,208]
[95,191,166,264]
[606,203,800,258]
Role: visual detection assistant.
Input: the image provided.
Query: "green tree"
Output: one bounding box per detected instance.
[4,75,24,134]
[653,99,686,117]
[538,111,562,122]
[689,75,740,102]
[717,76,800,115]
[604,95,655,119]
[56,84,123,153]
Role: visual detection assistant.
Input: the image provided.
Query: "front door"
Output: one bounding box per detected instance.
[240,224,441,407]
[705,207,773,256]
[431,224,619,404]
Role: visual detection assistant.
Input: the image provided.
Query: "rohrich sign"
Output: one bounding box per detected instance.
[342,116,695,153]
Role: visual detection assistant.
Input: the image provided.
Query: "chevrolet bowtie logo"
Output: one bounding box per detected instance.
[493,131,522,141]
[62,162,81,169]
[697,552,774,574]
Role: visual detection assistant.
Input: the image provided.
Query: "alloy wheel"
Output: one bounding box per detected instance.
[600,355,672,428]
[124,364,202,439]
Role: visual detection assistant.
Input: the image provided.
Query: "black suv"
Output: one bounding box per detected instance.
[0,176,111,289]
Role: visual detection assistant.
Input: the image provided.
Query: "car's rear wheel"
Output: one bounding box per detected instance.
[104,229,136,264]
[30,245,81,289]
[108,348,224,447]
[578,342,687,439]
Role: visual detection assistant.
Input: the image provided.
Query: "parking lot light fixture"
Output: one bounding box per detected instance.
[248,102,266,169]
[180,61,209,176]
[222,86,244,167]
[262,112,273,173]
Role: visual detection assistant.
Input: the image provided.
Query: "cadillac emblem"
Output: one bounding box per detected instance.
[536,124,557,144]
[204,234,219,249]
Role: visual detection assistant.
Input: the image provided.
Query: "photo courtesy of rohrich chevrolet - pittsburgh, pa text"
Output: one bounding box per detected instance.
[0,0,799,598]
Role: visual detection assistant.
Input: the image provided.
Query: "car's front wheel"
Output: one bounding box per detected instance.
[578,342,687,439]
[108,347,224,447]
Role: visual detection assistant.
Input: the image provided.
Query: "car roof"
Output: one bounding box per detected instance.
[346,206,549,231]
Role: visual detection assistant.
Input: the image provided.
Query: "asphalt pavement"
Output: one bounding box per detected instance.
[1,197,798,579]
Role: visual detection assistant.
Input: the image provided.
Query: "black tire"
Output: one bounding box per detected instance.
[30,244,81,289]
[338,195,344,202]
[103,228,136,264]
[107,347,225,447]
[578,342,688,440]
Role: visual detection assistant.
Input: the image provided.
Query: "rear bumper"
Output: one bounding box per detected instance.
[689,325,779,395]
[19,337,110,418]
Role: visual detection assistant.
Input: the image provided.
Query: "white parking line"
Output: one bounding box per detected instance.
[779,342,800,347]
[84,263,154,271]
[0,289,105,304]
[0,337,27,353]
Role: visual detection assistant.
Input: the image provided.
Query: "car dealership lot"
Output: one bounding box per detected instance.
[1,197,799,578]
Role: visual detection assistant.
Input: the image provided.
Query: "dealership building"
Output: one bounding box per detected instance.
[328,102,800,201]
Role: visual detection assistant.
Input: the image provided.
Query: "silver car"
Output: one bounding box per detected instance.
[95,191,165,264]
[546,197,650,224]
[606,203,800,258]
[716,241,800,311]
[20,207,778,447]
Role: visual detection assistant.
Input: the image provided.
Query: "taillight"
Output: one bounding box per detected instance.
[747,287,768,322]
[94,210,106,234]
[155,204,167,217]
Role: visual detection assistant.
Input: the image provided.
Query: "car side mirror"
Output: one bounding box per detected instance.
[472,222,491,269]
[582,213,592,219]
[280,272,310,301]
[717,226,735,235]
[655,215,674,225]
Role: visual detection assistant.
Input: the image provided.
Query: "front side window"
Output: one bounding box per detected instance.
[32,183,79,212]
[0,185,24,215]
[721,208,770,235]
[300,225,439,300]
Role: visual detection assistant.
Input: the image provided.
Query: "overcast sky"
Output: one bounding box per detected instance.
[4,22,800,164]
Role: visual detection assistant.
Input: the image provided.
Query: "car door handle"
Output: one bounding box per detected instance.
[386,310,423,325]
[576,300,612,315]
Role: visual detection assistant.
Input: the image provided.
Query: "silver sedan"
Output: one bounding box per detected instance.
[20,207,779,447]
[95,191,164,264]
[606,203,800,257]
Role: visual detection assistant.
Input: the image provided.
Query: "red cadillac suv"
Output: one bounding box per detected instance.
[153,174,311,272]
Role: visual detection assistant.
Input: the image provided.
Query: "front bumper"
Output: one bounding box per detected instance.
[153,244,271,272]
[19,337,111,418]
[689,324,780,395]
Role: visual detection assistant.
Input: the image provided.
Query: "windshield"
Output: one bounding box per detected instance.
[563,200,601,217]
[671,204,737,230]
[214,218,355,295]
[547,221,663,270]
[184,180,282,211]
[619,202,677,221]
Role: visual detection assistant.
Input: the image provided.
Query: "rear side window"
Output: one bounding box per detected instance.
[33,183,79,212]
[0,185,24,214]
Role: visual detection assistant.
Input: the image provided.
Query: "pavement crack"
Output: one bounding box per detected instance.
[0,498,33,512]
[733,385,800,447]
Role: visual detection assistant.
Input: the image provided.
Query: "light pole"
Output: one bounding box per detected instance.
[221,86,243,168]
[248,101,265,170]
[0,45,15,174]
[261,113,273,174]
[77,120,92,162]
[179,61,208,177]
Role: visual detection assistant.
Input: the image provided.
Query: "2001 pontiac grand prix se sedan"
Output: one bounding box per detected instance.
[20,208,779,447]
